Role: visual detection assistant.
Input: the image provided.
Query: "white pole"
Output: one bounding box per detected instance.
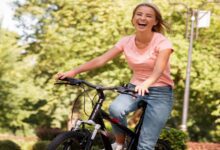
[181,10,195,131]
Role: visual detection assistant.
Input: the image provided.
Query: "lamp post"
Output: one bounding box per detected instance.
[181,10,196,131]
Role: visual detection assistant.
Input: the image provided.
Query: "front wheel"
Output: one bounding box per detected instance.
[48,129,105,150]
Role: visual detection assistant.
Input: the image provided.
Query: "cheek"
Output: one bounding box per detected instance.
[149,19,157,25]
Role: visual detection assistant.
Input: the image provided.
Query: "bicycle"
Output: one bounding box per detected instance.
[48,77,171,150]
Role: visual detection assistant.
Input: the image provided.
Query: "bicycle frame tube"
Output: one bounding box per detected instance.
[100,110,135,137]
[89,89,105,120]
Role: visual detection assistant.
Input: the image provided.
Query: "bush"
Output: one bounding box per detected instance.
[32,140,50,150]
[35,127,63,140]
[160,127,188,150]
[0,140,21,150]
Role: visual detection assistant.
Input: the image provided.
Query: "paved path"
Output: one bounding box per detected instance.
[187,142,220,150]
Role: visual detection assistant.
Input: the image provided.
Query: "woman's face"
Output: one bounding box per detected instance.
[132,6,158,32]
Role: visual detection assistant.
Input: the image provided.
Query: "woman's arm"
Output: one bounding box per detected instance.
[56,46,122,79]
[135,49,173,96]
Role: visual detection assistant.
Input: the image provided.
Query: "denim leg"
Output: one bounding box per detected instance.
[109,94,138,135]
[137,87,173,150]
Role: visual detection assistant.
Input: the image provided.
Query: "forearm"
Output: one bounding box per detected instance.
[73,57,106,74]
[72,47,122,75]
[143,49,172,86]
[143,69,163,86]
[56,47,122,79]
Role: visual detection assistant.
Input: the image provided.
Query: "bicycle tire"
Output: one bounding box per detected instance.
[48,129,104,150]
[155,139,171,150]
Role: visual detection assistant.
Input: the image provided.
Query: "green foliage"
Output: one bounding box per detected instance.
[0,140,21,150]
[32,140,50,150]
[0,29,28,133]
[0,0,218,143]
[160,128,188,150]
[14,0,138,130]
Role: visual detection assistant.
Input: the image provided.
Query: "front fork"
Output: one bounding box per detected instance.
[71,89,112,149]
[74,119,101,140]
[72,118,112,150]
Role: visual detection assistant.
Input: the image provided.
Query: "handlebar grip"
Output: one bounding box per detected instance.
[59,77,82,85]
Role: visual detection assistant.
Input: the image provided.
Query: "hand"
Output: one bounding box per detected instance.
[135,83,149,96]
[55,70,77,80]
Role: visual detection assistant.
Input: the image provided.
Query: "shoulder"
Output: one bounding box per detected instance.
[154,32,171,43]
[154,32,173,51]
[115,35,134,50]
[118,35,134,43]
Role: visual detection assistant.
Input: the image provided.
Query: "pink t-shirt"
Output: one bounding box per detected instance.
[115,32,174,88]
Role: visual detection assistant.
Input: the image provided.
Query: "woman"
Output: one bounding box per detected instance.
[56,3,174,150]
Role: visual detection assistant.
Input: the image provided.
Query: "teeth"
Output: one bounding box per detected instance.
[138,23,146,26]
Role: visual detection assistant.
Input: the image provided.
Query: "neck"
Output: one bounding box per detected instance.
[135,31,154,43]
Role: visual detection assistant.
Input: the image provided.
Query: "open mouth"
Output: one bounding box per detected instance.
[137,23,147,27]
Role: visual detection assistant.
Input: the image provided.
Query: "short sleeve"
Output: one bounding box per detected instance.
[157,38,173,52]
[115,36,130,51]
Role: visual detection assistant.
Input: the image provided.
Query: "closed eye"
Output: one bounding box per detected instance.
[136,13,142,16]
[146,15,153,18]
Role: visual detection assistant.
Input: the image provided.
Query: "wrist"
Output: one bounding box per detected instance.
[68,70,77,76]
[143,80,151,87]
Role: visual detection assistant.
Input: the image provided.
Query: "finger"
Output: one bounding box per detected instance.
[135,86,138,92]
[142,89,145,96]
[138,88,142,96]
[60,75,65,79]
[145,89,149,93]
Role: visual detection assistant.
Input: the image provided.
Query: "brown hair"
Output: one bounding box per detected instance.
[132,3,169,33]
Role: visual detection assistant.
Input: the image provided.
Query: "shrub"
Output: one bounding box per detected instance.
[0,140,21,150]
[32,140,50,150]
[160,127,188,150]
[35,127,63,140]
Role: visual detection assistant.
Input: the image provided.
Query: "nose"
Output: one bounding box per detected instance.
[140,15,146,20]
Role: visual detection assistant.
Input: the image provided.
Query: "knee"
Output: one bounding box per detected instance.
[109,102,124,118]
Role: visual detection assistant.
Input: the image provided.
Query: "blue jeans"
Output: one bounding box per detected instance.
[109,84,173,150]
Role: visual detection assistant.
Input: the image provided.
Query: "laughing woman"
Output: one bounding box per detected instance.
[56,3,174,150]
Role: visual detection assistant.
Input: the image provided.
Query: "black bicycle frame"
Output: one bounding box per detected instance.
[85,88,147,150]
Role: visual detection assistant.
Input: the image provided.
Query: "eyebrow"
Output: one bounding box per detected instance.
[136,12,154,16]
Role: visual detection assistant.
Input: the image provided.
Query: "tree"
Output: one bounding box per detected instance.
[0,28,26,133]
[2,0,218,142]
[13,0,141,130]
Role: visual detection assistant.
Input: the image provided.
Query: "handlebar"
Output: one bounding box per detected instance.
[55,77,137,98]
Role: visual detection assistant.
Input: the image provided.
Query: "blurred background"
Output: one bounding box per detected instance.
[0,0,219,149]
